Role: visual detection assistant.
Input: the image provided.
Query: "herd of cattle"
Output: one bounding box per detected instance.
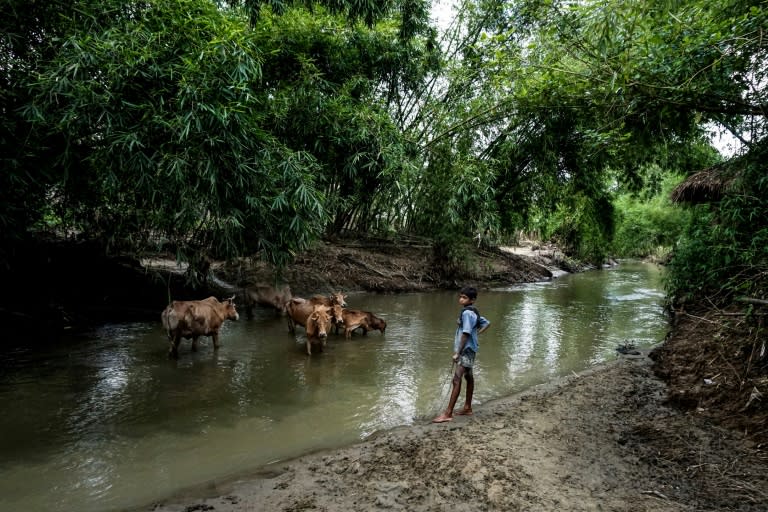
[160,285,386,358]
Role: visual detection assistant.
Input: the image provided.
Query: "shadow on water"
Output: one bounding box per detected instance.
[0,262,668,512]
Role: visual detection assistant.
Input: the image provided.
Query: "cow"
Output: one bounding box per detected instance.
[285,297,312,334]
[244,283,292,317]
[307,292,348,334]
[161,296,239,359]
[339,308,387,339]
[366,312,387,334]
[309,291,348,308]
[285,298,343,335]
[304,304,333,355]
[285,299,334,354]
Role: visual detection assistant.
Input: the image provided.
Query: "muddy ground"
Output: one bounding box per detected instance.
[143,241,767,512]
[216,239,567,297]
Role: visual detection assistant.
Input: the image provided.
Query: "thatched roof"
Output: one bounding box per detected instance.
[670,163,736,204]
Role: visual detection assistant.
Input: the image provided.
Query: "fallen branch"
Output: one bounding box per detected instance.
[641,490,669,500]
[680,312,720,324]
[339,254,390,278]
[737,297,768,306]
[716,312,768,316]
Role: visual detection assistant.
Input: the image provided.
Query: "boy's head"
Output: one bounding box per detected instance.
[459,286,477,301]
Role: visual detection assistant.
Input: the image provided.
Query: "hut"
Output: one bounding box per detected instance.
[670,162,738,205]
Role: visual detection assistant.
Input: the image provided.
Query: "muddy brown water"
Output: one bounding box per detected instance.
[0,262,667,512]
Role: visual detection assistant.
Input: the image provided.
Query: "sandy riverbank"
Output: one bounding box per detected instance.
[140,350,767,512]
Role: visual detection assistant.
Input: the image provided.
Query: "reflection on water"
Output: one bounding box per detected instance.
[0,262,667,512]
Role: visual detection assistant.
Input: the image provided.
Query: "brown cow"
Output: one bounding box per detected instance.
[339,309,387,339]
[308,292,348,334]
[285,297,312,334]
[285,299,333,354]
[285,298,342,333]
[244,284,292,317]
[161,296,239,358]
[309,291,348,308]
[329,303,345,334]
[366,312,387,334]
[304,304,333,355]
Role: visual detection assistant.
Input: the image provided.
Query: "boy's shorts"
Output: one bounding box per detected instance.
[459,349,476,370]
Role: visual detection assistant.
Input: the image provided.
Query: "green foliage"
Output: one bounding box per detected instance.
[539,190,612,264]
[232,0,417,28]
[3,0,329,267]
[612,173,693,259]
[2,0,767,296]
[1,0,436,270]
[424,0,766,285]
[665,208,721,301]
[250,6,435,235]
[410,151,500,244]
[666,145,768,302]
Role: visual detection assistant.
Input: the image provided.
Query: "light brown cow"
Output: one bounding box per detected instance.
[309,291,348,308]
[244,284,292,317]
[285,299,334,354]
[285,297,312,334]
[308,292,347,333]
[161,296,239,359]
[286,297,344,334]
[304,304,333,355]
[339,309,387,339]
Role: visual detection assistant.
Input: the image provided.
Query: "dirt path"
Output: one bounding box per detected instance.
[142,352,767,512]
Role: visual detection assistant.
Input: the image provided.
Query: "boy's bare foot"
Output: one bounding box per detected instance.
[455,408,473,416]
[431,414,453,423]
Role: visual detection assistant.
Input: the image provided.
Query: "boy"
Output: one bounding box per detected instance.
[432,286,490,423]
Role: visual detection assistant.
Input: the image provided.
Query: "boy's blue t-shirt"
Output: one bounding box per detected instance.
[453,307,490,354]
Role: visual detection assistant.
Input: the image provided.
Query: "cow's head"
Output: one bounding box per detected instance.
[330,304,344,325]
[274,287,292,313]
[307,305,331,339]
[223,295,239,321]
[330,291,348,308]
[372,316,386,333]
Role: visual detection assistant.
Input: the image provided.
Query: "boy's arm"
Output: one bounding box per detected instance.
[454,333,469,361]
[478,316,490,334]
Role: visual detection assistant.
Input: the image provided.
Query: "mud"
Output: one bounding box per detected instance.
[142,353,767,512]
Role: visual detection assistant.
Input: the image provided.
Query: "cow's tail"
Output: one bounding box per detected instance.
[161,304,180,339]
[165,270,173,307]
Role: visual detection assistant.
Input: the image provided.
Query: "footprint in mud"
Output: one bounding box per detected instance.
[184,505,214,512]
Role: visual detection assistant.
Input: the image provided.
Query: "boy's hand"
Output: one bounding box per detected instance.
[452,352,459,362]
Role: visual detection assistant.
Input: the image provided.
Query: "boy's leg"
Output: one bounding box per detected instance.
[456,372,474,415]
[432,366,466,423]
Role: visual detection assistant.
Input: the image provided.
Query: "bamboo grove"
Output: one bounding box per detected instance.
[2,0,766,301]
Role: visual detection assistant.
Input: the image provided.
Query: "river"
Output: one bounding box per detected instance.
[0,261,668,512]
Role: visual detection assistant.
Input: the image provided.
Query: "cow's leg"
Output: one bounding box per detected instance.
[191,336,199,352]
[212,333,221,350]
[306,338,312,355]
[169,335,181,359]
[287,317,295,334]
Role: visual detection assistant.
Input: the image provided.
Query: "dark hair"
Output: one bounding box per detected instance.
[460,286,477,300]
